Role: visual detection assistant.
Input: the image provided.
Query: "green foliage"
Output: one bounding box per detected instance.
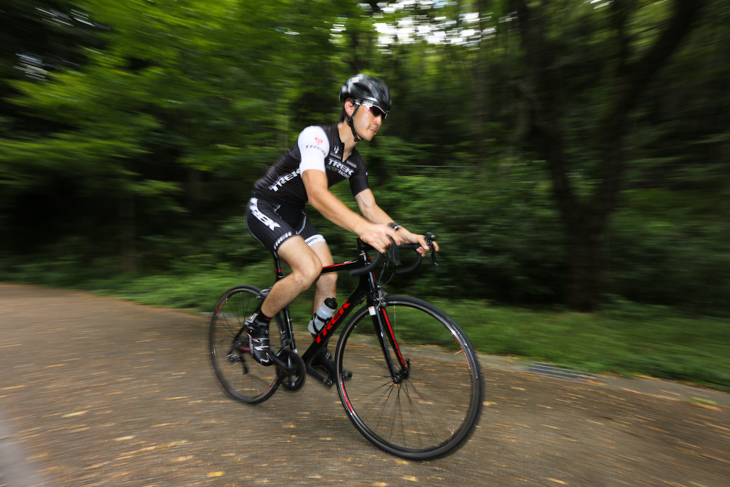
[442,298,730,391]
[1,0,728,399]
[348,145,568,303]
[93,262,276,310]
[1,0,729,315]
[608,191,730,313]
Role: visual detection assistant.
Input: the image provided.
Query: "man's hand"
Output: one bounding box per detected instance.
[398,228,440,256]
[358,220,440,256]
[359,223,401,253]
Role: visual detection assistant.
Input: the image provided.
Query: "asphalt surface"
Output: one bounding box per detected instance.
[1,283,729,487]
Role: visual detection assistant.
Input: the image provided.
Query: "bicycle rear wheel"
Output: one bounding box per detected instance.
[335,295,483,460]
[208,285,282,404]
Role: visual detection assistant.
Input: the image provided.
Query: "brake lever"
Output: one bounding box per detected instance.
[388,236,401,266]
[425,232,439,267]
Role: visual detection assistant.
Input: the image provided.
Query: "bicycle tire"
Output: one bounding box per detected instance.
[208,285,282,404]
[335,295,483,460]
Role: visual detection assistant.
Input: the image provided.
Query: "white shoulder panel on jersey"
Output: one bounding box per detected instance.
[298,126,330,173]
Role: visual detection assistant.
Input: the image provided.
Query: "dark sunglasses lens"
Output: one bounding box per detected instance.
[369,106,386,119]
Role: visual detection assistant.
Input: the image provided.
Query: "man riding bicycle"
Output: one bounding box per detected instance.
[244,74,436,372]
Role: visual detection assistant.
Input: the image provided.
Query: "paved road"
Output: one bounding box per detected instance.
[1,283,729,487]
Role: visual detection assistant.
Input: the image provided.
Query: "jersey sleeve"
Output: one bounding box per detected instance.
[297,126,330,173]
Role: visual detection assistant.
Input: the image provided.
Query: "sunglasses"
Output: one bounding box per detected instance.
[360,100,388,120]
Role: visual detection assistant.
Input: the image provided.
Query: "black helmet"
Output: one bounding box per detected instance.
[339,74,391,113]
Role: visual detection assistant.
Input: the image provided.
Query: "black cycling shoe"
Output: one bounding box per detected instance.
[245,317,271,366]
[312,347,352,381]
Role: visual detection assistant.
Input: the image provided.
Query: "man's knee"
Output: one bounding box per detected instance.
[289,255,322,289]
[280,237,337,292]
[300,262,323,288]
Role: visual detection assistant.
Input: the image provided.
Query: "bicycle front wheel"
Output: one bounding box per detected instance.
[208,285,282,404]
[335,296,483,460]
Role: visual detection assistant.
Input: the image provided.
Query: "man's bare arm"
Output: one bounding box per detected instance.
[302,170,398,253]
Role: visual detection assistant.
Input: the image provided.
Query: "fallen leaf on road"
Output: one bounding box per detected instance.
[62,411,88,418]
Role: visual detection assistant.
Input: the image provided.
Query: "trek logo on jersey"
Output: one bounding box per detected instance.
[328,158,354,178]
[250,198,280,231]
[268,169,301,192]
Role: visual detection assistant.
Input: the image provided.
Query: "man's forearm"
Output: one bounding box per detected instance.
[309,189,370,235]
[361,204,393,225]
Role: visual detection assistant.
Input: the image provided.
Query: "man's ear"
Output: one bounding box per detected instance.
[344,98,357,116]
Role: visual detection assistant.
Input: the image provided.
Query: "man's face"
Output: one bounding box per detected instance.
[350,100,384,141]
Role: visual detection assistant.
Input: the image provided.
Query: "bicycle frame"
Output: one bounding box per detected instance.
[270,239,408,387]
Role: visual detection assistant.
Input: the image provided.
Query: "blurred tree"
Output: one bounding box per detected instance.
[0,1,108,266]
[507,0,705,310]
[0,0,348,272]
[1,0,728,313]
[0,0,103,130]
[608,0,730,311]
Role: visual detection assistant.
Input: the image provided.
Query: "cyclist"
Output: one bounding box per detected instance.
[244,74,436,373]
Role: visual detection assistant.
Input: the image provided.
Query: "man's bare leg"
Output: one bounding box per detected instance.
[305,241,350,379]
[251,236,346,376]
[259,236,322,318]
[309,241,337,314]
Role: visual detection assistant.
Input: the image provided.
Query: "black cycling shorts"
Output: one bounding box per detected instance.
[245,197,325,255]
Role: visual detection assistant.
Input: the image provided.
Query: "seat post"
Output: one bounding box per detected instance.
[272,252,285,281]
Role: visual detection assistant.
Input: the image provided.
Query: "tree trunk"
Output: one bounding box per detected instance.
[566,212,607,311]
[186,167,202,213]
[120,194,138,274]
[471,0,491,159]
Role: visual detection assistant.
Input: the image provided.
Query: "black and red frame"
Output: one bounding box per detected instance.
[270,238,415,387]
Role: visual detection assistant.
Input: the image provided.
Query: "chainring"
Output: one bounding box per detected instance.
[276,348,306,391]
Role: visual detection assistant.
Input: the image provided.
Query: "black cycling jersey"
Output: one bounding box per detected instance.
[253,125,370,208]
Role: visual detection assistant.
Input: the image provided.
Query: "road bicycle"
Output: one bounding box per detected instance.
[207,234,483,460]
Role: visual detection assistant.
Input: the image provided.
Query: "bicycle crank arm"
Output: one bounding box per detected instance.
[268,352,294,371]
[305,365,334,388]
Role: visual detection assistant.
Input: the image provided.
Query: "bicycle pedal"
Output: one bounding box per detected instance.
[226,352,242,363]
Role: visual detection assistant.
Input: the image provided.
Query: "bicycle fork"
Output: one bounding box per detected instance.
[370,304,410,383]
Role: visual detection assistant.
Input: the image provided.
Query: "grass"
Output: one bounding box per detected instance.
[3,264,729,392]
[440,299,730,392]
